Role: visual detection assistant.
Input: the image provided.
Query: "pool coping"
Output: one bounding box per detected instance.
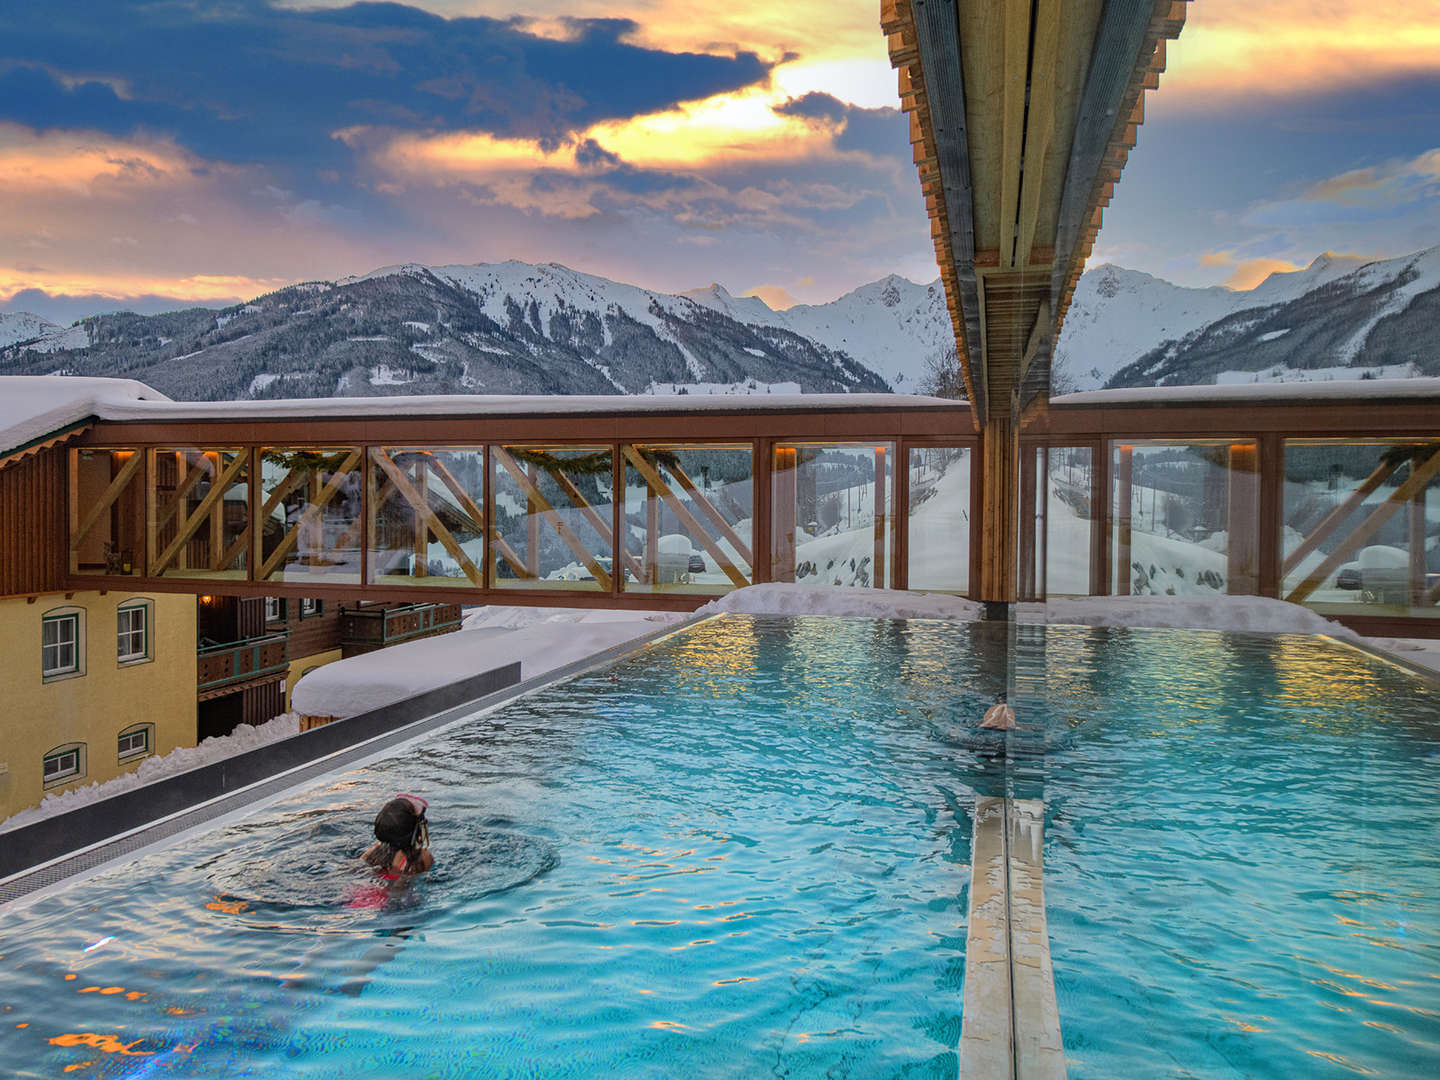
[0,616,704,908]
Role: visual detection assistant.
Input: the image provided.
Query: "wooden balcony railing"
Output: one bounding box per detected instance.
[197,632,290,692]
[339,602,462,649]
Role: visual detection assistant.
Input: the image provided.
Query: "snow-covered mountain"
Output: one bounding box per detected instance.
[5,242,1437,399]
[0,262,935,400]
[0,311,61,350]
[1058,246,1440,389]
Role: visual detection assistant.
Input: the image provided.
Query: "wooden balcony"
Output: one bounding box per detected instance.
[339,601,462,653]
[197,632,290,696]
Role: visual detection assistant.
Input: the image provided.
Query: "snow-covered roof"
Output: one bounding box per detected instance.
[88,389,964,425]
[1054,376,1440,408]
[0,376,171,461]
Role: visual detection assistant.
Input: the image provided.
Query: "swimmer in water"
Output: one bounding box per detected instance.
[979,693,1017,731]
[361,795,434,879]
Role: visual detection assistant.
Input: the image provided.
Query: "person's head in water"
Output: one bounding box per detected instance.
[979,693,1017,730]
[363,794,433,876]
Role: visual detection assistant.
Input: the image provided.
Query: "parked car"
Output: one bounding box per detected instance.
[688,554,706,574]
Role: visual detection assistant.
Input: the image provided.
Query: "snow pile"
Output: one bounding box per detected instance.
[0,375,170,458]
[1029,595,1361,639]
[696,582,985,620]
[0,713,301,833]
[292,610,688,719]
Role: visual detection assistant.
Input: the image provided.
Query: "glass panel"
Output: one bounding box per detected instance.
[1282,438,1440,620]
[772,442,895,588]
[1111,441,1258,596]
[489,446,614,591]
[622,444,754,594]
[1046,445,1095,596]
[149,448,250,578]
[70,449,144,575]
[259,448,363,584]
[906,446,971,593]
[369,448,486,587]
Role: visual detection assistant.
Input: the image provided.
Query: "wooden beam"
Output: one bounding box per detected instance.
[371,449,484,588]
[1286,448,1440,604]
[664,459,755,566]
[258,450,362,580]
[622,446,749,588]
[492,447,613,589]
[1281,456,1401,577]
[551,468,645,582]
[153,452,212,536]
[1013,0,1062,268]
[150,451,249,575]
[72,450,143,550]
[999,0,1031,269]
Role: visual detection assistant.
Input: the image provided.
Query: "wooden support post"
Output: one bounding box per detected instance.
[1227,443,1259,595]
[1091,441,1109,596]
[1115,445,1133,596]
[1257,434,1283,599]
[1410,482,1427,609]
[412,455,428,578]
[1018,444,1039,600]
[645,477,659,585]
[754,439,773,583]
[873,446,887,588]
[526,463,540,579]
[208,454,224,570]
[773,446,797,582]
[978,417,1019,602]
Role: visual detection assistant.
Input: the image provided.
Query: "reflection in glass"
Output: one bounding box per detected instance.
[368,448,485,587]
[70,448,145,576]
[1111,441,1257,596]
[259,448,362,583]
[1283,438,1440,619]
[773,442,894,588]
[489,446,613,591]
[1046,446,1094,596]
[149,449,250,579]
[622,444,753,594]
[907,446,970,593]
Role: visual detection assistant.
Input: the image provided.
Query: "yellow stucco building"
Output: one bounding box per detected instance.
[0,591,197,820]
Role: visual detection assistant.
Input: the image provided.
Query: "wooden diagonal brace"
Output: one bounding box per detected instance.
[665,459,754,566]
[150,452,249,575]
[551,470,645,582]
[153,453,213,535]
[372,450,484,588]
[419,455,531,581]
[1282,457,1401,577]
[73,451,143,550]
[492,447,612,589]
[622,446,749,588]
[258,450,362,580]
[1285,448,1440,604]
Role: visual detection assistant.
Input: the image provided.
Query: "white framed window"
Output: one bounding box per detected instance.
[43,742,86,787]
[117,600,152,664]
[300,598,322,618]
[42,608,85,681]
[117,723,154,762]
[265,596,285,623]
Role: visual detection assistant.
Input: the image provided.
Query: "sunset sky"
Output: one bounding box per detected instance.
[2,1,1437,323]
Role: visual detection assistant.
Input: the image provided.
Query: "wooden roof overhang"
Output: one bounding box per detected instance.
[883,0,1187,427]
[72,399,976,448]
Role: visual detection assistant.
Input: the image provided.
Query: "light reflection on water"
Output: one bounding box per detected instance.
[1033,628,1440,1080]
[0,615,985,1079]
[1,619,1435,1079]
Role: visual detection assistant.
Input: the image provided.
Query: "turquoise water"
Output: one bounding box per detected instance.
[1030,628,1440,1079]
[0,616,994,1078]
[2,618,1437,1078]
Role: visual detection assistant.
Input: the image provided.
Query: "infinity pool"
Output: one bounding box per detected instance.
[0,616,998,1078]
[1,617,1436,1079]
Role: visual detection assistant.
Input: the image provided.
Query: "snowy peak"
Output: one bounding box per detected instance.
[0,311,62,349]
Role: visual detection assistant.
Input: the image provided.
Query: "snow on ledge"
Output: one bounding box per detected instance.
[0,713,301,834]
[1054,375,1440,407]
[696,583,986,620]
[1026,595,1361,639]
[0,375,170,458]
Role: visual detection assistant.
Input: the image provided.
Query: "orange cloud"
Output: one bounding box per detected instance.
[0,268,285,304]
[1199,250,1307,290]
[1166,1,1440,98]
[0,126,194,195]
[743,284,798,310]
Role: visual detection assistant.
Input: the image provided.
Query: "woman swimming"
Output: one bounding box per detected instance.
[361,794,434,879]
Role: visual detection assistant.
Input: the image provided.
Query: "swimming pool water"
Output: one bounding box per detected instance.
[1028,628,1440,1079]
[2,617,1436,1078]
[0,616,1000,1079]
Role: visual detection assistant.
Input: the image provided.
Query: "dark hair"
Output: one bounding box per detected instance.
[374,798,424,852]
